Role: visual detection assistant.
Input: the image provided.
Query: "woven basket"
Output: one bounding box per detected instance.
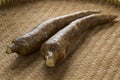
[0,0,120,80]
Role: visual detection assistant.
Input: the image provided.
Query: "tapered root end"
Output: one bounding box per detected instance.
[109,15,118,22]
[112,15,118,19]
[46,58,55,67]
[6,46,13,54]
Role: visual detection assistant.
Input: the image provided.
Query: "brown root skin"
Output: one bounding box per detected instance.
[7,11,100,56]
[40,14,117,67]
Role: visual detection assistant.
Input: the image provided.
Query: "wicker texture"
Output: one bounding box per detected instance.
[0,0,120,80]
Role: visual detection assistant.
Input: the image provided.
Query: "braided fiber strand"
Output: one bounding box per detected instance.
[103,0,120,5]
[0,0,120,7]
[0,0,14,7]
[0,0,34,7]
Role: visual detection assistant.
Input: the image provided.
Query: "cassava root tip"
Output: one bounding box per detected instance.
[6,46,13,54]
[45,51,56,67]
[6,44,15,54]
[46,57,55,67]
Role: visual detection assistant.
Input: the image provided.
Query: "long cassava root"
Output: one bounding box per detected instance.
[6,11,100,56]
[40,14,117,67]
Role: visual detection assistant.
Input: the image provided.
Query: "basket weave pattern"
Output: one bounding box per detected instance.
[0,0,120,80]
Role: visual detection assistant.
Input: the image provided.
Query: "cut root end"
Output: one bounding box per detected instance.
[6,43,15,54]
[6,46,13,54]
[46,57,55,67]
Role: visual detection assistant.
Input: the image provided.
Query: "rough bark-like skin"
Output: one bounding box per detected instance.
[40,14,117,67]
[6,11,99,56]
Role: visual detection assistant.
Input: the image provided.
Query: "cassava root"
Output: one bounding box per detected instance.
[6,11,99,56]
[40,14,117,67]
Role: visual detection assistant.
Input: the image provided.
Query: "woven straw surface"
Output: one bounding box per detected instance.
[0,0,120,80]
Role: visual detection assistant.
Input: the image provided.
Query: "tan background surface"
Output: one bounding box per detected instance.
[0,0,120,80]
